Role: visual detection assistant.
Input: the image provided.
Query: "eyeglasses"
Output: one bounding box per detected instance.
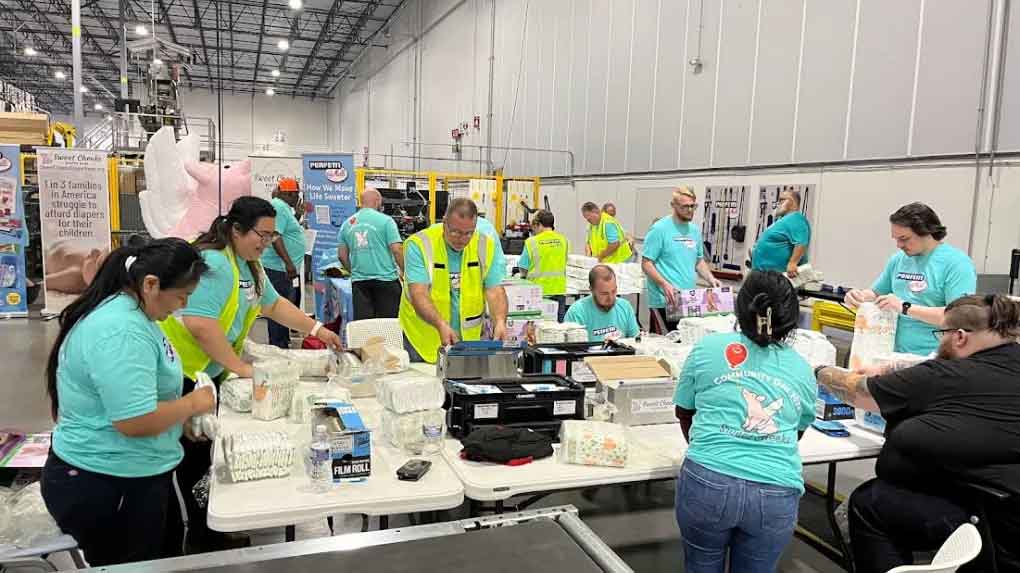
[446,228,475,239]
[931,327,973,341]
[252,228,282,243]
[671,202,698,211]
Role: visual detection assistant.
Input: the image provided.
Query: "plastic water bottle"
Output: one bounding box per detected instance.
[422,416,443,456]
[310,425,333,492]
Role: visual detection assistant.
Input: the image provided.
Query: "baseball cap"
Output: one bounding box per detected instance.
[278,178,299,192]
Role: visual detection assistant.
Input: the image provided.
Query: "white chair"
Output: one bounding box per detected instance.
[344,318,403,350]
[886,523,983,573]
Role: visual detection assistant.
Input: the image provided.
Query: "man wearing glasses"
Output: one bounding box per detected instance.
[814,294,1020,573]
[400,198,508,363]
[642,186,721,334]
[751,189,810,277]
[261,178,308,348]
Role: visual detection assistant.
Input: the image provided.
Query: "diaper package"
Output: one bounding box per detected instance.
[380,408,445,451]
[848,302,898,371]
[220,377,253,413]
[252,359,299,421]
[559,420,629,468]
[376,374,445,413]
[222,431,294,482]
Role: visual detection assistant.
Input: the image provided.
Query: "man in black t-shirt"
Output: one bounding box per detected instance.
[816,294,1020,573]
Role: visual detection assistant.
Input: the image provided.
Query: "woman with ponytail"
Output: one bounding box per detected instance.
[672,271,817,572]
[40,238,214,566]
[159,196,342,553]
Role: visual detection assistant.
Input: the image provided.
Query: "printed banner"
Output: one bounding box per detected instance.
[38,148,112,314]
[249,155,303,200]
[302,153,356,321]
[0,145,28,317]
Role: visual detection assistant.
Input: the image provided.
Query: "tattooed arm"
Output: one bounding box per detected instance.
[815,366,881,412]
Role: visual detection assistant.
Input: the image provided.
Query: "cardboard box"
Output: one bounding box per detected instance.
[0,112,47,145]
[501,278,544,312]
[311,401,372,482]
[815,387,855,421]
[675,287,735,318]
[584,355,673,383]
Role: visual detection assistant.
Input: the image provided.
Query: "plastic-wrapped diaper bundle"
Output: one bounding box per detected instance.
[789,329,838,367]
[848,302,898,371]
[674,314,738,345]
[222,431,294,482]
[252,359,300,421]
[380,408,445,450]
[288,383,352,424]
[376,374,445,414]
[534,321,589,343]
[220,377,253,412]
[559,420,629,468]
[568,254,599,268]
[244,341,334,378]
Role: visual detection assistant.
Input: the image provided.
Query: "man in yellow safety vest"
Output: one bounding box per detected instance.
[399,198,509,363]
[583,201,632,263]
[520,210,569,321]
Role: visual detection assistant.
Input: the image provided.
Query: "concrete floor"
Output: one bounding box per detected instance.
[1,313,875,572]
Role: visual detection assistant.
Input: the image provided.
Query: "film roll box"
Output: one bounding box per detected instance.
[311,401,372,482]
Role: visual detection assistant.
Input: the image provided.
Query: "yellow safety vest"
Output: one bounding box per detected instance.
[159,247,261,380]
[399,223,495,363]
[587,212,632,263]
[524,230,568,296]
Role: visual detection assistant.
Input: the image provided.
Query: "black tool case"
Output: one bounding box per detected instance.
[521,342,635,387]
[444,374,585,440]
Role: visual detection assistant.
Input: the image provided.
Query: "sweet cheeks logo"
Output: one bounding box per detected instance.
[724,342,748,369]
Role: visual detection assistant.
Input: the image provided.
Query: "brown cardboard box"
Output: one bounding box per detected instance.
[0,112,47,145]
[583,355,672,383]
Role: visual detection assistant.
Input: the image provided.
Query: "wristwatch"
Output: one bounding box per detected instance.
[901,301,912,316]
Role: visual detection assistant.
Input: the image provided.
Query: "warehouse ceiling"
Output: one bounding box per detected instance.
[0,0,404,114]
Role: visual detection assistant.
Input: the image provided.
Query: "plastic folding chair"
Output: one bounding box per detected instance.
[344,318,403,350]
[886,523,983,573]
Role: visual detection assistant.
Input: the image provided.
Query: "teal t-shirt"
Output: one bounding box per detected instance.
[339,207,401,282]
[181,250,280,377]
[52,294,184,477]
[563,295,639,342]
[405,234,506,334]
[261,197,307,273]
[642,217,704,308]
[751,212,810,272]
[674,332,817,492]
[476,216,501,240]
[871,243,976,355]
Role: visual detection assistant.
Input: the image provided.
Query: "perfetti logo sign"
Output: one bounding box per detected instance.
[724,342,748,369]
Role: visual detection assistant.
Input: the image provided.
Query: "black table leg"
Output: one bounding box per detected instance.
[494,500,504,514]
[379,515,389,530]
[285,525,296,542]
[326,515,334,535]
[824,462,855,573]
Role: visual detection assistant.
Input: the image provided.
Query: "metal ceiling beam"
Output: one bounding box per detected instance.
[189,0,213,92]
[273,7,304,78]
[229,1,234,93]
[154,0,192,83]
[250,0,268,86]
[293,0,342,93]
[311,0,382,96]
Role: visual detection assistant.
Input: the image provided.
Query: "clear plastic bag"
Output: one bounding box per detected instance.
[252,359,300,421]
[376,374,445,413]
[0,482,62,548]
[220,377,254,413]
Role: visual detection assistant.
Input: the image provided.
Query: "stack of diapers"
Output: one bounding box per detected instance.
[222,431,294,482]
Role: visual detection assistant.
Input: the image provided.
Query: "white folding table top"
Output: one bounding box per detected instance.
[443,422,884,502]
[208,382,464,533]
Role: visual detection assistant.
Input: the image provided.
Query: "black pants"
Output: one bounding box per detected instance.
[265,267,299,349]
[549,294,566,322]
[849,478,977,573]
[649,308,678,335]
[41,452,171,566]
[353,279,402,320]
[164,376,217,556]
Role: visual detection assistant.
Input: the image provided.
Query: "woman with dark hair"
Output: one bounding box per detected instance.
[672,271,817,572]
[158,195,342,553]
[844,202,976,355]
[40,238,215,566]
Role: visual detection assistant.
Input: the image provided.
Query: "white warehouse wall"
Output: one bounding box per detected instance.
[180,88,331,161]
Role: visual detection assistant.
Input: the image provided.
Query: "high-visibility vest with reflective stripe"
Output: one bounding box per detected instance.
[399,223,495,363]
[159,247,261,380]
[524,230,568,296]
[587,212,632,263]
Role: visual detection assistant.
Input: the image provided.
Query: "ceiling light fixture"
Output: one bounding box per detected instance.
[277,39,289,51]
[153,58,163,65]
[94,103,103,111]
[55,71,66,79]
[289,0,302,9]
[271,69,281,77]
[135,25,148,35]
[80,86,89,93]
[24,47,37,56]
[105,114,112,120]
[265,87,275,96]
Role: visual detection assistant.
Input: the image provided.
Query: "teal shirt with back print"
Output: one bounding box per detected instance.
[339,207,402,282]
[261,197,307,273]
[563,295,639,342]
[751,211,810,272]
[181,250,279,377]
[52,294,185,478]
[674,331,817,492]
[871,243,976,355]
[642,217,704,308]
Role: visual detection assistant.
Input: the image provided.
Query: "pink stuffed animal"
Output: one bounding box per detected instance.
[168,160,253,239]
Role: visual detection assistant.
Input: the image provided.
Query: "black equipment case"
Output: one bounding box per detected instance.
[445,374,584,440]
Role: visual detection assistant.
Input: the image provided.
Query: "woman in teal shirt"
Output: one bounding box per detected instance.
[673,271,816,573]
[41,239,215,566]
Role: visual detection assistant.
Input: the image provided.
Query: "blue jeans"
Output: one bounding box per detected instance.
[675,459,801,573]
[265,267,298,348]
